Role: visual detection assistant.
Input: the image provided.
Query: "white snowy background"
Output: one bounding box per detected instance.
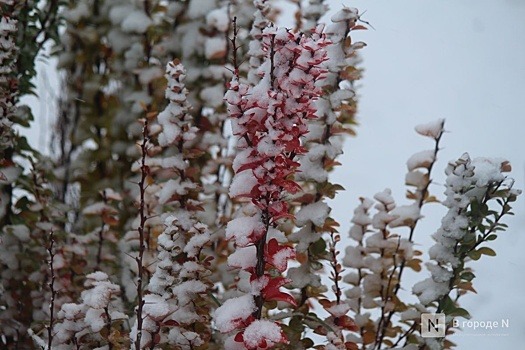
[22,0,525,348]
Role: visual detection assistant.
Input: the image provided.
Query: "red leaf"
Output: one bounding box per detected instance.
[261,276,297,307]
[234,332,244,342]
[265,239,295,272]
[334,315,359,332]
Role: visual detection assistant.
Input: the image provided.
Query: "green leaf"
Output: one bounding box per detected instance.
[478,247,496,257]
[309,238,327,258]
[486,234,497,241]
[449,307,471,319]
[439,295,456,315]
[460,271,475,282]
[468,250,482,261]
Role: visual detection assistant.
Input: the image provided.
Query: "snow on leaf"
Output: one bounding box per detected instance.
[406,150,435,171]
[214,295,256,333]
[242,320,287,349]
[415,119,444,139]
[226,215,266,247]
[265,238,295,272]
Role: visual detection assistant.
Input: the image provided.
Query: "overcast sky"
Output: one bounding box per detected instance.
[22,0,525,348]
[316,1,525,348]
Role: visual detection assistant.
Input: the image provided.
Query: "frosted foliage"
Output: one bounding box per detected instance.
[206,8,229,31]
[172,280,207,305]
[405,170,427,189]
[414,153,512,305]
[53,272,124,346]
[287,264,321,289]
[229,171,258,198]
[243,320,284,348]
[121,10,153,33]
[228,246,257,269]
[226,215,265,247]
[415,118,444,139]
[62,1,90,23]
[400,309,421,321]
[406,150,435,171]
[426,263,453,283]
[214,295,256,333]
[412,278,449,305]
[471,157,506,187]
[157,61,195,147]
[224,335,249,350]
[343,246,365,268]
[295,200,330,226]
[82,272,120,309]
[389,204,421,228]
[204,37,227,60]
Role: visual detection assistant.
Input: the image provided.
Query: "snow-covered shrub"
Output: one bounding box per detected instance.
[0,1,520,350]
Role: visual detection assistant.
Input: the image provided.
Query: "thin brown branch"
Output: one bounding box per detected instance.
[135,119,150,350]
[46,231,56,349]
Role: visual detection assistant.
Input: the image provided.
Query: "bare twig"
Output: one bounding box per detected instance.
[46,231,56,349]
[134,119,150,350]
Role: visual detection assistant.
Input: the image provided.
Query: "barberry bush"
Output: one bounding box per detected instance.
[0,1,520,349]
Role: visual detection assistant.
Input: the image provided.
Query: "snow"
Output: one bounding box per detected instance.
[330,7,359,23]
[226,215,265,247]
[82,202,116,215]
[297,155,328,183]
[59,303,83,320]
[224,335,248,350]
[121,10,153,34]
[243,320,284,348]
[343,246,365,269]
[213,294,256,333]
[329,89,355,108]
[205,37,227,60]
[428,243,460,266]
[229,170,258,198]
[131,155,187,172]
[269,245,295,272]
[158,178,197,204]
[406,150,435,171]
[426,263,453,283]
[415,119,444,139]
[171,280,207,305]
[412,278,449,304]
[0,166,21,184]
[326,303,351,317]
[400,309,421,321]
[206,8,230,32]
[62,1,90,23]
[5,225,30,242]
[138,66,163,85]
[389,204,421,228]
[85,308,105,332]
[287,264,321,289]
[200,85,225,108]
[405,170,428,189]
[184,229,211,257]
[471,157,506,187]
[372,211,395,230]
[373,189,396,211]
[82,275,119,309]
[101,188,122,201]
[228,246,257,269]
[295,200,330,227]
[187,0,217,19]
[109,4,134,25]
[143,294,170,319]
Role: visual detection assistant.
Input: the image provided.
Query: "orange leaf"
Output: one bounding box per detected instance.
[352,24,368,31]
